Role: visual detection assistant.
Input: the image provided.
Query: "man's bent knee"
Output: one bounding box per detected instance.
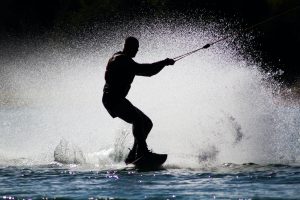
[144,117,153,133]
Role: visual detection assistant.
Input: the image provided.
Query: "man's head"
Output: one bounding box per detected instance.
[123,36,139,58]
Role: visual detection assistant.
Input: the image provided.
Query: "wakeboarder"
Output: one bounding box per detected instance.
[102,36,175,165]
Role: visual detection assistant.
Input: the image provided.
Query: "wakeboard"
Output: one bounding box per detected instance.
[131,153,167,170]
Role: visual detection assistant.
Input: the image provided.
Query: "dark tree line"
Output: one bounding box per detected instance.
[0,0,299,82]
[1,0,298,34]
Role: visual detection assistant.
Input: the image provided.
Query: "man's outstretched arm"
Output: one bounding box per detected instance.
[133,58,175,77]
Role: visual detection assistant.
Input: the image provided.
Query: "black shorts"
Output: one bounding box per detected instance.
[102,95,141,124]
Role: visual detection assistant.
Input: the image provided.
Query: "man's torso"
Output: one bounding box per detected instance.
[103,52,136,99]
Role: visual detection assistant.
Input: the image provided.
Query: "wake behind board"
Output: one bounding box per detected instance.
[131,153,167,170]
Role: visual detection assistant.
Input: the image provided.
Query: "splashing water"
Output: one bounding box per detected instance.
[0,14,299,169]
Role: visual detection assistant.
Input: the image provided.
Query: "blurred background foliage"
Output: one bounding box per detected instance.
[1,0,299,35]
[0,0,299,82]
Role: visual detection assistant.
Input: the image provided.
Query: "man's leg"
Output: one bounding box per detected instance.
[114,99,153,159]
[132,109,153,154]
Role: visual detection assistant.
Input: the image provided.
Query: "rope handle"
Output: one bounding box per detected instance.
[173,44,211,61]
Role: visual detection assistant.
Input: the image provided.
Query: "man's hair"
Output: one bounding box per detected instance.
[124,36,139,49]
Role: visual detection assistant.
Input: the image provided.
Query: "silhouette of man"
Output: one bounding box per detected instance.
[102,36,175,164]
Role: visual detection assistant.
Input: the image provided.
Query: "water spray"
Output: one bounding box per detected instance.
[173,6,300,62]
[1,8,299,166]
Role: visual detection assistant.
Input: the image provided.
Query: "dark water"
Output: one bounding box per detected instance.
[1,164,300,200]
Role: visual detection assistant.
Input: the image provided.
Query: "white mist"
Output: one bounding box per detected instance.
[0,17,299,168]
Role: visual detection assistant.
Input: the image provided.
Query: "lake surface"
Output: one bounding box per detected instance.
[1,163,300,200]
